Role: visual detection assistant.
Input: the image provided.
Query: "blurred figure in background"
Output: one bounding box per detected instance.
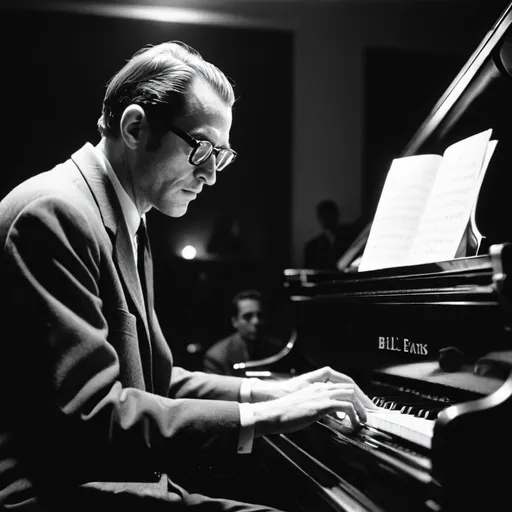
[207,212,248,261]
[204,290,284,376]
[304,199,358,269]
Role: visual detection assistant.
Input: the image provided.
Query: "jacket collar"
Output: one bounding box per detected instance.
[70,143,153,359]
[70,143,122,237]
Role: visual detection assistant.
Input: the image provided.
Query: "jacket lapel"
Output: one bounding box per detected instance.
[70,143,154,390]
[231,333,249,362]
[114,219,149,336]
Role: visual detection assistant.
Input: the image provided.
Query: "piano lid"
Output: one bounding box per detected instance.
[343,1,512,272]
[285,242,512,308]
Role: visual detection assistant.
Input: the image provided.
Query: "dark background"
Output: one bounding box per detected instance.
[0,8,293,366]
[363,47,466,216]
[2,1,512,367]
[361,0,512,222]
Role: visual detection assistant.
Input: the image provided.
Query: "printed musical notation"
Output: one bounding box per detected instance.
[360,129,497,271]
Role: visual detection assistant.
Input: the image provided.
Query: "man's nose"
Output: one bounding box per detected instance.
[195,157,217,186]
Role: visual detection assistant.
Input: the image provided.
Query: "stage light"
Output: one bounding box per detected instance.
[181,245,197,260]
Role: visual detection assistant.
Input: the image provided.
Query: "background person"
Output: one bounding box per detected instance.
[304,199,358,269]
[203,290,284,376]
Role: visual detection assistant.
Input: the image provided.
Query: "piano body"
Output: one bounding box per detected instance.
[244,3,512,511]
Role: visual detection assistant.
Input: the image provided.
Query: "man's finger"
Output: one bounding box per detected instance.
[329,386,367,422]
[332,402,362,428]
[353,385,379,410]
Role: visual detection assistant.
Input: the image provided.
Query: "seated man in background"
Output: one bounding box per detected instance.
[203,290,284,376]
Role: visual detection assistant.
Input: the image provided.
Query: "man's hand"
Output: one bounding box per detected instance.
[250,366,378,411]
[250,380,367,436]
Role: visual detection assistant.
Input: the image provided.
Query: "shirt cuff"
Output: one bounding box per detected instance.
[239,377,258,403]
[237,402,255,454]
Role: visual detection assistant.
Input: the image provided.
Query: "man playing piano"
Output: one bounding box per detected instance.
[0,40,376,512]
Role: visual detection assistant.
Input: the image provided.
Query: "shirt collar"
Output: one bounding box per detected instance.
[92,143,144,238]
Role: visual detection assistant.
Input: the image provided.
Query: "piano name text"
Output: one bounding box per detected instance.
[378,336,428,355]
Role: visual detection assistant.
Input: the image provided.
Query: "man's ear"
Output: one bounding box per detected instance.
[120,104,146,150]
[231,316,237,329]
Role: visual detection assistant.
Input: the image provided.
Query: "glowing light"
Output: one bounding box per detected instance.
[16,2,295,30]
[181,245,197,260]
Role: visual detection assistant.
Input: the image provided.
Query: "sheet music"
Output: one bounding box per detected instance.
[408,134,496,265]
[359,129,495,271]
[359,154,441,271]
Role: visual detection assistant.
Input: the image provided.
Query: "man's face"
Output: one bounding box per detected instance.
[133,78,233,217]
[232,298,265,343]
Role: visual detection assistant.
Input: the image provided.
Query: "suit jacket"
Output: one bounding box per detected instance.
[0,143,245,511]
[203,333,283,376]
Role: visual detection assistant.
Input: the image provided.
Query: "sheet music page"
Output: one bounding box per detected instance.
[407,129,494,265]
[359,154,442,271]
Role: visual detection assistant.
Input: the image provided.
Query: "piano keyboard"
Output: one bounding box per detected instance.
[335,409,435,449]
[365,410,434,449]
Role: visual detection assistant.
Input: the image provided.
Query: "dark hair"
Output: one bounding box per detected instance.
[316,199,340,229]
[231,289,263,318]
[97,41,235,142]
[316,199,339,218]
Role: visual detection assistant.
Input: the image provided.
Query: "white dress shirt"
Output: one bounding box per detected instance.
[93,143,256,453]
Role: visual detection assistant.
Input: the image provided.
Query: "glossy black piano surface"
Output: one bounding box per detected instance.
[249,245,512,512]
[283,246,512,378]
[248,2,512,511]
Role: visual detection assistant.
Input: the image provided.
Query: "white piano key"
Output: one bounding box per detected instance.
[335,409,434,449]
[366,410,434,449]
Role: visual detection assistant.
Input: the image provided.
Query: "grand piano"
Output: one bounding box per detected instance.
[237,2,512,511]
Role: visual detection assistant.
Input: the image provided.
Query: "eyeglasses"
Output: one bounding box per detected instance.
[167,124,237,171]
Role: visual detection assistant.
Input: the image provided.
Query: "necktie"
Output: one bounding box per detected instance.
[136,219,155,393]
[136,220,153,320]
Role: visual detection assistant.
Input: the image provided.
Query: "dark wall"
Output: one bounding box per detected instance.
[0,8,294,362]
[363,47,465,218]
[361,0,512,222]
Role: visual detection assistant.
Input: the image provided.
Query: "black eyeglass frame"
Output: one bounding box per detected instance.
[167,124,237,171]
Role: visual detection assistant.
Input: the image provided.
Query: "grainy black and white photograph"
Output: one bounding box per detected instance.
[0,0,511,510]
